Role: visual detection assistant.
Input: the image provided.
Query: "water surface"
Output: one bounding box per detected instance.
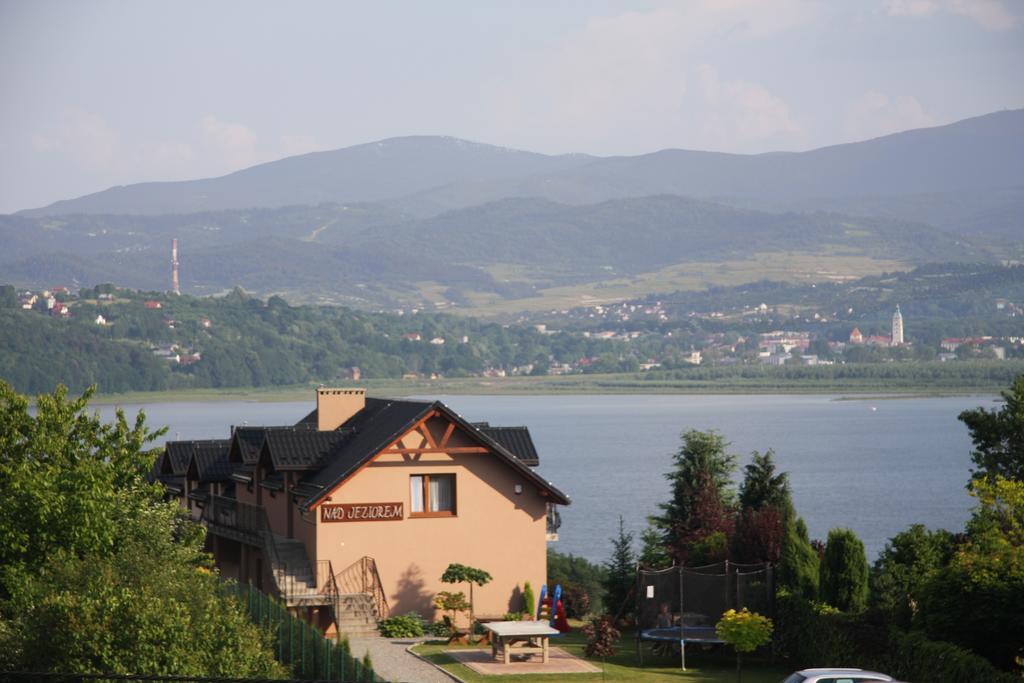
[98,393,994,564]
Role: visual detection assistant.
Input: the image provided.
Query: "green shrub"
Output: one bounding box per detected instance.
[377,614,424,638]
[878,628,1019,683]
[819,528,869,612]
[424,621,451,637]
[522,581,536,618]
[502,612,525,621]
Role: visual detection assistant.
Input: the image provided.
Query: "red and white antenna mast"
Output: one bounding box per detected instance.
[171,238,180,295]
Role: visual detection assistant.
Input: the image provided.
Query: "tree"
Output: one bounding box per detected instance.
[819,528,869,612]
[738,450,792,517]
[716,608,773,683]
[638,522,671,570]
[869,524,955,627]
[916,477,1024,669]
[671,469,734,565]
[958,375,1024,483]
[735,450,791,564]
[602,516,636,620]
[654,430,737,564]
[0,382,283,676]
[440,563,491,632]
[433,591,470,627]
[778,516,819,600]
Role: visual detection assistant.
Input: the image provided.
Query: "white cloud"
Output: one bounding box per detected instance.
[845,90,938,140]
[486,1,813,154]
[883,0,1018,31]
[200,115,259,166]
[30,108,120,167]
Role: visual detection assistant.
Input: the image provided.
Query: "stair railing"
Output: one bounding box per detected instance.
[334,556,390,619]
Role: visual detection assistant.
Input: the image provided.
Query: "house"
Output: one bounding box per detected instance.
[95,314,107,325]
[144,300,163,309]
[156,389,569,636]
[849,328,863,345]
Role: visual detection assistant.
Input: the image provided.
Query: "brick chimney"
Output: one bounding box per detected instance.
[316,388,366,431]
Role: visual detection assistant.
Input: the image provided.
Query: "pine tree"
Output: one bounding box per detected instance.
[602,516,636,619]
[778,516,819,599]
[653,430,737,564]
[638,522,671,569]
[738,449,793,518]
[819,528,869,611]
[735,450,793,564]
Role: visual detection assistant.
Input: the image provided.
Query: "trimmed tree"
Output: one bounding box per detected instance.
[440,563,492,632]
[716,608,774,683]
[819,528,869,612]
[522,581,536,619]
[778,516,820,600]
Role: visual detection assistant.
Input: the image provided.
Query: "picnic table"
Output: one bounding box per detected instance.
[483,620,560,664]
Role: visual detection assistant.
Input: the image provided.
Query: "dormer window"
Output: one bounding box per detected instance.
[410,474,456,517]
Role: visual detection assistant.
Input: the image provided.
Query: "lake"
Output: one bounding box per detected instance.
[97,393,996,564]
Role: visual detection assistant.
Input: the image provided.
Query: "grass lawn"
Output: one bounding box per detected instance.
[411,628,789,682]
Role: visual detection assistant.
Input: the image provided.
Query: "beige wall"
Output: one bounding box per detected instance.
[314,417,549,622]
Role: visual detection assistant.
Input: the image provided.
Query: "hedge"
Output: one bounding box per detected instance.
[775,593,1017,683]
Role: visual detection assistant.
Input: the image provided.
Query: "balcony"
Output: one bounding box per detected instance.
[546,503,561,542]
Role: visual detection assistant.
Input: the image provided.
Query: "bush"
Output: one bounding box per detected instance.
[502,612,525,621]
[878,628,1019,683]
[377,614,424,638]
[559,582,592,619]
[583,615,621,658]
[775,593,1018,683]
[424,621,451,637]
[522,581,536,618]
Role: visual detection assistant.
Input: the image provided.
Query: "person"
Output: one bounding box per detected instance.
[653,602,675,656]
[656,602,673,629]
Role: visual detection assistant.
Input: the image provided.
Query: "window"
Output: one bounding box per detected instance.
[410,474,456,516]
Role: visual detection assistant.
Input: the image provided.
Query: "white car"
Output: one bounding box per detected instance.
[782,669,896,683]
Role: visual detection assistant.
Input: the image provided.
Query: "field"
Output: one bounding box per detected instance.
[413,251,909,316]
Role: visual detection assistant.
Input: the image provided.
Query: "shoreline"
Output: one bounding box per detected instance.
[83,375,1005,405]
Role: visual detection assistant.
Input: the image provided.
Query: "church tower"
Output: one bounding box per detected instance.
[891,305,904,346]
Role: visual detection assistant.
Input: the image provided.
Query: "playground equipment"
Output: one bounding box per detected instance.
[535,583,571,633]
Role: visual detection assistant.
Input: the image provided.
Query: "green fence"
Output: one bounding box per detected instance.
[228,581,379,682]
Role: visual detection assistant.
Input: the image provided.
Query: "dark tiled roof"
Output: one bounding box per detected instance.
[300,398,435,501]
[262,428,351,471]
[164,439,227,476]
[477,426,539,466]
[192,441,232,483]
[299,398,570,509]
[230,427,268,464]
[295,408,318,427]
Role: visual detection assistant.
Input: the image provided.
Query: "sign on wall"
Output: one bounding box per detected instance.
[320,502,404,522]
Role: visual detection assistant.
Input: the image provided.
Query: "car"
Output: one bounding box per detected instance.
[782,669,896,683]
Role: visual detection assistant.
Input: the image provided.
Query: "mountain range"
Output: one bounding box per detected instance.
[4,109,1023,314]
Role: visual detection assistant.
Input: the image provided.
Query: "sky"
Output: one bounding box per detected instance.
[1,0,1022,213]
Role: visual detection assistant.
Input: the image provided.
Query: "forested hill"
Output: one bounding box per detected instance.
[0,195,989,308]
[0,286,619,395]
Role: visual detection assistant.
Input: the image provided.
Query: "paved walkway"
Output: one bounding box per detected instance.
[348,637,459,683]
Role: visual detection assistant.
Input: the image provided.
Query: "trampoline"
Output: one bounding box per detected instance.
[635,561,774,670]
[639,626,722,669]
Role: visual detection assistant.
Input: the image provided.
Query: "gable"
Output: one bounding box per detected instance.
[304,405,569,509]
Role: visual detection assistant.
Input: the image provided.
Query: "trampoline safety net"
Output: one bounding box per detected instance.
[637,561,774,630]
